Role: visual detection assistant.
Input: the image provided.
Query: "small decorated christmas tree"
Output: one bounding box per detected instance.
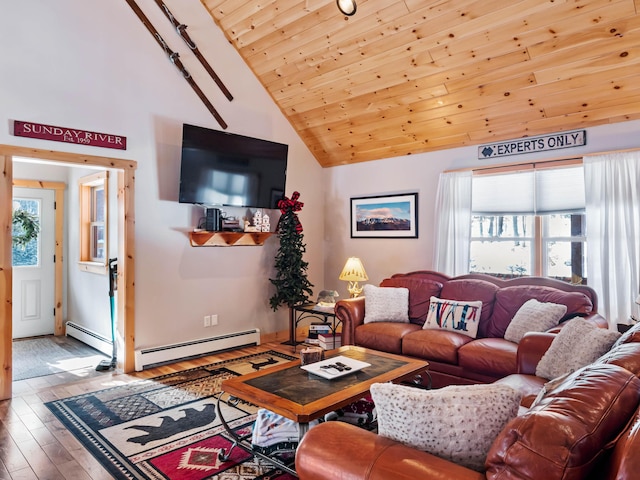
[269,191,314,310]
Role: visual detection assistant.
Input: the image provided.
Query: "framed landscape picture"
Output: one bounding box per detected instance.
[350,193,418,238]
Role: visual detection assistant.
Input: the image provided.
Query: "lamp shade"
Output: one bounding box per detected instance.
[339,257,368,282]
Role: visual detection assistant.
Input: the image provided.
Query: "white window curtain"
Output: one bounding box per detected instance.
[584,152,640,329]
[432,170,472,276]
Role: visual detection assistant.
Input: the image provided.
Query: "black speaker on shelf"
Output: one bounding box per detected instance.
[205,207,221,231]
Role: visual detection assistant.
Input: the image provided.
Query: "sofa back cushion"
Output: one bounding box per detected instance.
[488,285,594,338]
[486,363,640,480]
[613,321,640,347]
[596,342,640,377]
[380,277,443,324]
[439,279,499,337]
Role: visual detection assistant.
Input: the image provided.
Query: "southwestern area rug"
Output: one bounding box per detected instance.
[46,350,297,480]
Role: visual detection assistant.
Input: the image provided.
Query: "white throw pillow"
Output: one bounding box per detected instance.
[423,296,482,338]
[535,318,621,380]
[370,383,521,472]
[504,299,567,344]
[363,284,409,323]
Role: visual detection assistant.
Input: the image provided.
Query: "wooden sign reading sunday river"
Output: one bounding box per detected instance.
[13,120,126,150]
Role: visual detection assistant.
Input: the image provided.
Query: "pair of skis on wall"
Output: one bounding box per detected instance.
[125,0,231,129]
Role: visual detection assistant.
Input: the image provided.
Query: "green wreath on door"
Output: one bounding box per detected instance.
[12,209,40,248]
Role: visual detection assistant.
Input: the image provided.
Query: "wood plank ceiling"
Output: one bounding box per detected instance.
[202,0,640,167]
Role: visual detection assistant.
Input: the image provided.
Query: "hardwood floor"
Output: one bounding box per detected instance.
[0,342,296,480]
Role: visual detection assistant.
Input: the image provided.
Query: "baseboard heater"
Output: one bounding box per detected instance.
[66,321,113,356]
[134,329,261,371]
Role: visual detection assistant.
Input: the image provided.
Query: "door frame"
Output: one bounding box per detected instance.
[13,180,65,337]
[0,145,137,400]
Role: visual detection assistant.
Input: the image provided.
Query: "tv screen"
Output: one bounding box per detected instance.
[178,124,288,209]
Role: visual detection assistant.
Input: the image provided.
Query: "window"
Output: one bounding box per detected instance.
[79,171,108,274]
[12,198,40,267]
[469,163,587,284]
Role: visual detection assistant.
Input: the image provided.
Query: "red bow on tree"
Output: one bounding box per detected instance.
[278,191,304,233]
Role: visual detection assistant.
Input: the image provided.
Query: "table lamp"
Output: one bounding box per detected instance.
[339,257,368,298]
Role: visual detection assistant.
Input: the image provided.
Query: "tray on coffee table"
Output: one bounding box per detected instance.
[300,355,371,379]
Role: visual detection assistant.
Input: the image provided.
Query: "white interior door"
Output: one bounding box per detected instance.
[12,187,56,339]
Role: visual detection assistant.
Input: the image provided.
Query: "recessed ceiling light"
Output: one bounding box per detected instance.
[336,0,357,16]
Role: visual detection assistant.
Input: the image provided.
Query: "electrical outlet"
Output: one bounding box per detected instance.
[211,314,218,326]
[204,315,211,327]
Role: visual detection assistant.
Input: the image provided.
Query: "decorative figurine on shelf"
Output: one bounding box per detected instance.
[269,191,314,311]
[244,209,263,232]
[262,213,270,232]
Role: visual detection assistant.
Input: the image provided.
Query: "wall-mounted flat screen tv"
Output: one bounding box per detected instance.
[178,123,288,209]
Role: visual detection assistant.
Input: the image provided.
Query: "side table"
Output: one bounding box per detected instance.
[283,303,340,350]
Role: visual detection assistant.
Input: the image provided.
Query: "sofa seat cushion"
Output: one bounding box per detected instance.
[402,329,474,364]
[488,285,594,339]
[486,363,640,480]
[295,421,487,480]
[458,338,518,377]
[494,374,546,408]
[380,277,443,324]
[354,322,421,354]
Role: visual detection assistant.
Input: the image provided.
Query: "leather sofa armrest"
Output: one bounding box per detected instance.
[335,297,365,345]
[517,332,555,375]
[296,422,485,480]
[548,313,608,333]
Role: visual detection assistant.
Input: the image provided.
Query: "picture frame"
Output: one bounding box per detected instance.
[350,193,418,238]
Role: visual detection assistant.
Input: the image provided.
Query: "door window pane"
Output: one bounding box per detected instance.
[12,198,40,267]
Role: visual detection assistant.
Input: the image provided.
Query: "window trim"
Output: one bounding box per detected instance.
[78,170,108,275]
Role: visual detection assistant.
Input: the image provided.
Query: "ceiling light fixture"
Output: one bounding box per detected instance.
[336,0,357,16]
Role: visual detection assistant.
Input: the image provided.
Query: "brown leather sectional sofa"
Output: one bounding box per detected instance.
[296,327,640,479]
[335,270,607,387]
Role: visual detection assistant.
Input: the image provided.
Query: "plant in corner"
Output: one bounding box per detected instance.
[269,191,314,310]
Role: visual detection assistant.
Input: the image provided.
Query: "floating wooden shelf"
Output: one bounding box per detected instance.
[189,231,274,247]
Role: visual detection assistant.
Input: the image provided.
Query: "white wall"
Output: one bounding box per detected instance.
[324,120,640,294]
[2,0,324,350]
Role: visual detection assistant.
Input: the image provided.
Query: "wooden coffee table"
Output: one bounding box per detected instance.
[216,345,429,475]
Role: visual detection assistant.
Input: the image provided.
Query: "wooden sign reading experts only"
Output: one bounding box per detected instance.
[13,120,127,150]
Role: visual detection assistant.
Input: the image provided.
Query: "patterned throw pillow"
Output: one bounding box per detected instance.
[536,318,621,380]
[371,382,521,472]
[423,296,482,338]
[503,299,567,344]
[363,284,409,323]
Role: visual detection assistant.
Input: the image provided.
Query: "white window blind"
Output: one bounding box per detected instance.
[472,165,584,215]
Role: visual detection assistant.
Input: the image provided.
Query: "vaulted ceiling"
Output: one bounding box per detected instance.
[201,0,640,167]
